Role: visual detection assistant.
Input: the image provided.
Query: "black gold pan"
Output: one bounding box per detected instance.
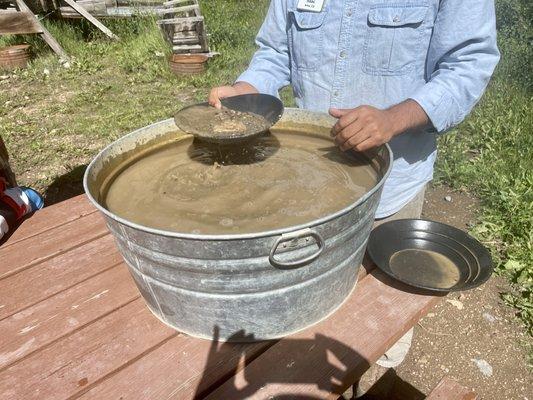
[367,219,493,292]
[174,93,284,145]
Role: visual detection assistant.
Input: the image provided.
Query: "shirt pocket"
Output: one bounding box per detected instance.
[363,4,429,76]
[288,8,328,71]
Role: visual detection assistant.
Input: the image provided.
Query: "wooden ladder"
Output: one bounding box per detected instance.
[0,0,69,60]
[157,0,209,54]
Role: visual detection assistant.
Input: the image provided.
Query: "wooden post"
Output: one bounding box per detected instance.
[15,0,69,60]
[62,0,119,40]
[0,11,43,35]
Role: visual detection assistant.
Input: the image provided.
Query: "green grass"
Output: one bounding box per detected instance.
[435,0,533,336]
[0,0,531,336]
[0,1,270,192]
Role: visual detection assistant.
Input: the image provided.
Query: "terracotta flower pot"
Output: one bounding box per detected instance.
[169,53,208,76]
[0,45,31,70]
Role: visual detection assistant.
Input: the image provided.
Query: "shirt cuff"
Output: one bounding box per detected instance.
[236,70,280,98]
[409,82,462,133]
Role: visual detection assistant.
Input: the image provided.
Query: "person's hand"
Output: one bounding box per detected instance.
[208,82,259,109]
[329,106,396,152]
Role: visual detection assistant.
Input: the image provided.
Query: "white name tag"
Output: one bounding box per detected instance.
[297,0,325,12]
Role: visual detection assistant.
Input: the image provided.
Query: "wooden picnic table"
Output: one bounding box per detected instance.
[0,195,442,399]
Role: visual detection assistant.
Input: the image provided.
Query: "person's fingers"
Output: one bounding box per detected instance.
[332,114,359,136]
[353,137,377,152]
[208,86,236,109]
[339,129,370,151]
[328,108,350,118]
[332,118,365,146]
[330,108,363,137]
[334,119,365,147]
[208,87,222,108]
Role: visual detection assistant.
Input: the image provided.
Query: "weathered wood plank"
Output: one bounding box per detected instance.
[0,211,108,280]
[426,377,478,400]
[172,44,202,52]
[103,6,165,17]
[173,29,199,40]
[77,329,272,400]
[0,11,42,35]
[157,15,203,25]
[172,36,200,45]
[116,0,161,5]
[58,1,106,15]
[62,0,118,40]
[205,272,442,399]
[0,265,139,369]
[3,195,96,248]
[15,0,69,60]
[0,299,175,400]
[196,18,208,51]
[0,234,121,320]
[159,4,198,15]
[163,0,196,7]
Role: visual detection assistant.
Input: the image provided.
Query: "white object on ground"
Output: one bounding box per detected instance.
[377,328,414,368]
[483,312,497,323]
[471,358,493,377]
[446,299,464,310]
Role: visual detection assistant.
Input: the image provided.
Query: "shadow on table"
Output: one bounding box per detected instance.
[193,325,370,399]
[192,325,427,399]
[43,164,87,206]
[190,252,438,400]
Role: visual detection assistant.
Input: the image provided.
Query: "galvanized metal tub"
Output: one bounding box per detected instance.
[83,108,392,341]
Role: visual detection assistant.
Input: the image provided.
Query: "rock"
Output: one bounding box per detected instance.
[0,75,9,80]
[483,312,497,323]
[446,299,464,310]
[444,195,452,202]
[471,358,493,377]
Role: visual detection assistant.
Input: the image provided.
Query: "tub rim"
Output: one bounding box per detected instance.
[83,108,393,241]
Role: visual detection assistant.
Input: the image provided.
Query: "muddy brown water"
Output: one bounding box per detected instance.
[103,129,378,234]
[174,104,271,139]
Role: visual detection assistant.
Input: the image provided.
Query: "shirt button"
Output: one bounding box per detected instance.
[346,9,353,16]
[340,50,346,58]
[393,15,400,22]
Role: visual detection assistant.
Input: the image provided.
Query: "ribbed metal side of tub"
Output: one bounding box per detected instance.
[84,111,392,341]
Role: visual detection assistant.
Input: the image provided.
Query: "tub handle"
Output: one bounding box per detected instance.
[269,228,325,268]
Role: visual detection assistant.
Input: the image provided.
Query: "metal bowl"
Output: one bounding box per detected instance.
[174,93,284,144]
[367,219,493,292]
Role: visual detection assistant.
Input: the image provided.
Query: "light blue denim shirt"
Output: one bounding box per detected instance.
[237,0,500,217]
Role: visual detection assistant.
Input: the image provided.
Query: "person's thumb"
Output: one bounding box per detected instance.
[208,87,224,109]
[329,108,350,118]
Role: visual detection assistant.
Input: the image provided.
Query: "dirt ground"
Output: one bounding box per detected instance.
[393,185,532,399]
